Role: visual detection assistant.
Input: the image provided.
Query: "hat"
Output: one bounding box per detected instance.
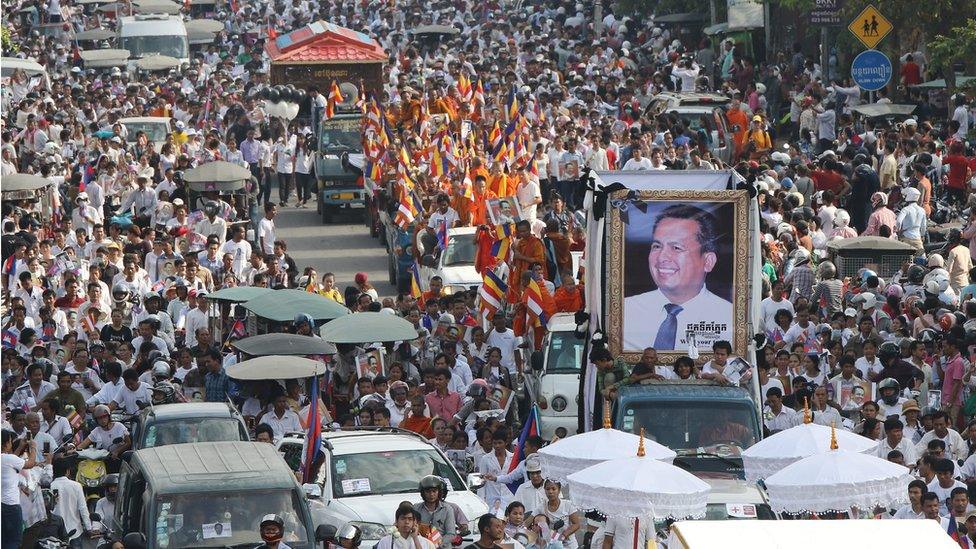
[902,187,921,202]
[927,253,945,268]
[901,399,920,414]
[355,272,368,284]
[860,293,878,310]
[871,192,888,205]
[904,118,918,127]
[525,457,542,473]
[76,192,89,202]
[752,115,762,122]
[844,308,857,317]
[110,136,122,144]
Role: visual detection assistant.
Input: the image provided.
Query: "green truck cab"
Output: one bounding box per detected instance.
[315,113,367,224]
[114,441,328,549]
[614,382,762,479]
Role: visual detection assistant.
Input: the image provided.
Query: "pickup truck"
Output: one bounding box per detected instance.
[316,113,368,224]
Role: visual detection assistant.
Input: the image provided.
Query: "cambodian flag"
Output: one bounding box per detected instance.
[437,220,448,251]
[948,516,967,548]
[302,374,323,484]
[506,404,540,492]
[1,330,18,349]
[3,255,18,277]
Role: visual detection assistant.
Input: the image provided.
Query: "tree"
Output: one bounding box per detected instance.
[927,19,976,90]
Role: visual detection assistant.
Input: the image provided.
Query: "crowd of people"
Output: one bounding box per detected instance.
[3,0,976,547]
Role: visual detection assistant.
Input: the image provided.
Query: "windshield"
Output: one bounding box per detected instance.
[120,35,188,59]
[620,400,759,453]
[320,118,361,151]
[141,418,247,449]
[154,489,309,548]
[122,121,170,143]
[442,234,476,266]
[547,331,583,373]
[327,449,465,497]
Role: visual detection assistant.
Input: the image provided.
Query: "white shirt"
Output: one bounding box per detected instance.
[1,453,26,505]
[953,105,970,140]
[259,409,302,442]
[916,428,967,462]
[928,478,967,516]
[891,504,924,520]
[896,203,927,240]
[600,515,656,549]
[258,217,276,255]
[183,307,209,348]
[621,157,653,171]
[486,328,521,374]
[623,287,733,352]
[51,476,91,539]
[533,498,579,549]
[513,481,546,516]
[40,415,73,443]
[428,208,460,230]
[760,296,794,334]
[220,238,252,275]
[875,436,918,466]
[87,422,129,451]
[763,405,798,433]
[274,142,295,174]
[112,382,153,414]
[375,533,436,549]
[516,180,542,222]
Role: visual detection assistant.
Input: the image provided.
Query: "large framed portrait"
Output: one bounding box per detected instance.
[487,196,522,225]
[607,189,749,363]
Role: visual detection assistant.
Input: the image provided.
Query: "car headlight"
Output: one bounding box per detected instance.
[349,521,390,541]
[551,396,568,412]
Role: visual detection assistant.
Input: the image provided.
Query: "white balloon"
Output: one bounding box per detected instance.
[286,103,300,120]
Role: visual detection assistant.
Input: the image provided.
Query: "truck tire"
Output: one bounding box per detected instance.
[388,253,397,286]
[321,205,333,224]
[378,223,388,247]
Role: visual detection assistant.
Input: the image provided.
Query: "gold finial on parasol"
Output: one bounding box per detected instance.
[638,428,646,457]
[803,397,812,424]
[829,422,839,450]
[603,400,612,429]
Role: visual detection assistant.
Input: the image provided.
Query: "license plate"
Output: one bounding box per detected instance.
[335,193,356,200]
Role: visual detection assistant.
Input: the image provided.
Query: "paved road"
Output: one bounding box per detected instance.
[273,204,396,298]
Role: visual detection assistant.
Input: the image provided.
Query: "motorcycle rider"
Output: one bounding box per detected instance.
[27,489,70,549]
[110,284,136,327]
[49,459,91,549]
[413,476,456,549]
[335,523,363,549]
[876,377,909,419]
[257,514,291,549]
[875,341,924,396]
[93,474,118,531]
[75,405,131,471]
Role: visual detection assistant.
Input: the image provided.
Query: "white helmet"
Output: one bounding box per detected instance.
[833,209,851,228]
[152,360,172,380]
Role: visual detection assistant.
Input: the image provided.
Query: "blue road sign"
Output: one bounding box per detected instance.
[851,49,892,91]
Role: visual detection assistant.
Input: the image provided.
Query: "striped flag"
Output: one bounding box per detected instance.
[409,262,423,299]
[505,87,519,121]
[524,278,552,329]
[395,191,418,228]
[325,80,343,120]
[3,255,18,278]
[436,220,448,251]
[1,330,17,349]
[478,269,508,320]
[473,78,485,107]
[506,404,540,492]
[302,374,323,483]
[456,73,472,102]
[490,223,514,262]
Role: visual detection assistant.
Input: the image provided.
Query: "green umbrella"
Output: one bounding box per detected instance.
[319,312,418,343]
[233,333,337,356]
[226,355,326,380]
[242,289,349,322]
[206,286,274,303]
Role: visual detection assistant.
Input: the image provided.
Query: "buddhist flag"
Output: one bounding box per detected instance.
[473,78,485,106]
[479,269,508,320]
[490,223,514,262]
[395,192,418,228]
[524,277,555,329]
[505,87,519,121]
[325,80,343,120]
[457,73,472,102]
[355,83,367,114]
[409,262,423,299]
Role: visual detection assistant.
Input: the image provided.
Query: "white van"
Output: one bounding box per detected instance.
[527,312,583,439]
[118,14,189,69]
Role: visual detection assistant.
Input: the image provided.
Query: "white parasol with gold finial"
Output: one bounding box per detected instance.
[742,400,879,482]
[763,424,913,514]
[537,402,676,481]
[566,429,710,521]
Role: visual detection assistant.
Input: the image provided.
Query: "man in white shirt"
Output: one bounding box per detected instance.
[258,203,277,256]
[916,411,967,462]
[623,205,733,351]
[511,458,547,514]
[109,370,153,415]
[952,95,970,140]
[621,146,653,171]
[875,418,918,467]
[891,479,927,519]
[259,395,302,443]
[485,314,523,375]
[427,194,460,232]
[38,399,73,443]
[763,387,798,433]
[760,280,794,334]
[928,459,967,516]
[182,292,210,348]
[76,405,131,459]
[51,460,92,545]
[374,505,436,549]
[220,225,252,276]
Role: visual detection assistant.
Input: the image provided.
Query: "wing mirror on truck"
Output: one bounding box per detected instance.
[530,350,544,372]
[303,483,322,499]
[123,532,147,549]
[466,472,486,490]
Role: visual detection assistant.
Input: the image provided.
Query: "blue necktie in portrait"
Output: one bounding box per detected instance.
[653,303,684,350]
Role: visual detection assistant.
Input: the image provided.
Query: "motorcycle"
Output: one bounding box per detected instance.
[74,447,111,511]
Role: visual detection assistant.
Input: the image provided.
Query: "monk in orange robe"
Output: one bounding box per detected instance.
[471,176,497,226]
[487,161,511,197]
[450,181,473,226]
[554,275,584,312]
[509,220,546,303]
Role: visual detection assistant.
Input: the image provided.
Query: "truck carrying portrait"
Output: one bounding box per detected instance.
[607,190,749,362]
